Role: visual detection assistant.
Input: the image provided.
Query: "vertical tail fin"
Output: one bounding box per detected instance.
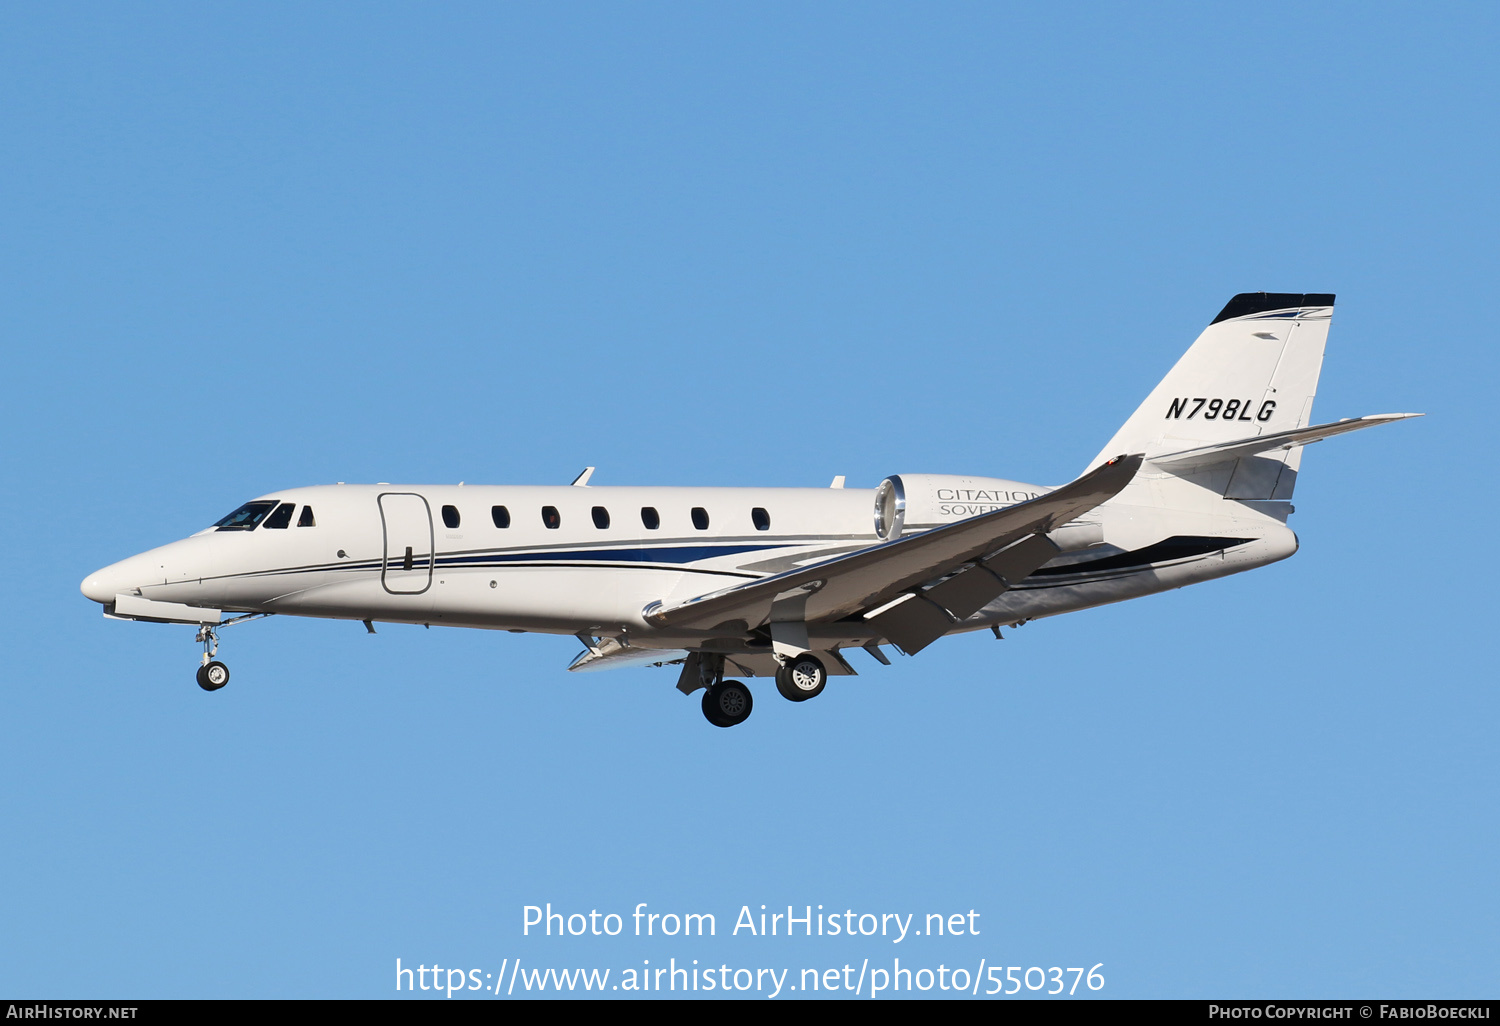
[1088,292,1335,500]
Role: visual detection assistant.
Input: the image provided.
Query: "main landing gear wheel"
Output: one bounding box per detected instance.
[775,652,826,702]
[197,660,230,691]
[702,679,754,728]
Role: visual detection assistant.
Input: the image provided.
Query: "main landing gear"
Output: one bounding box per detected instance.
[688,653,754,728]
[688,650,828,726]
[690,650,830,727]
[702,679,754,728]
[775,652,827,703]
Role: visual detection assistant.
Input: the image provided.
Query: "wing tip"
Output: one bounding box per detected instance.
[1100,452,1145,476]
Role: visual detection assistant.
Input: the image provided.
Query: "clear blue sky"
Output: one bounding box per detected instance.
[2,2,1494,999]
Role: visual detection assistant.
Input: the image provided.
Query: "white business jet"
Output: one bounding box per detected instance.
[82,293,1417,727]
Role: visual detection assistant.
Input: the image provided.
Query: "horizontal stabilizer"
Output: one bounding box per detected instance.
[1148,413,1422,470]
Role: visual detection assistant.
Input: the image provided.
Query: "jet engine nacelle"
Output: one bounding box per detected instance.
[873,473,1104,551]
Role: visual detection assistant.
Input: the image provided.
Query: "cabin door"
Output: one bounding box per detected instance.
[379,493,434,595]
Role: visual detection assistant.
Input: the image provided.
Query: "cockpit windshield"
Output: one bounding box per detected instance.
[214,500,279,531]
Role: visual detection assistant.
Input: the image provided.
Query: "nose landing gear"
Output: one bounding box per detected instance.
[196,660,230,691]
[190,613,271,692]
[194,625,230,691]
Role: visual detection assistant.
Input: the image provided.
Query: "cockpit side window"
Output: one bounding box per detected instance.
[263,502,296,529]
[214,500,279,531]
[297,506,316,527]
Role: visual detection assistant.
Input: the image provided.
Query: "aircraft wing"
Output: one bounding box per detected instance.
[643,454,1142,653]
[568,637,690,672]
[1147,413,1421,470]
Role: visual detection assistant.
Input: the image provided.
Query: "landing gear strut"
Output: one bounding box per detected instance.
[195,625,230,691]
[190,613,271,692]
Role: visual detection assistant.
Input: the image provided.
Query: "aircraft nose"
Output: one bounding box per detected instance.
[81,565,124,604]
[81,553,155,605]
[82,539,204,605]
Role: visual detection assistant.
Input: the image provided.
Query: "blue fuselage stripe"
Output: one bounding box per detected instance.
[436,543,783,567]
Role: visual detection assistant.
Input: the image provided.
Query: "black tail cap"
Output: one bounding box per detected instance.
[1212,292,1336,324]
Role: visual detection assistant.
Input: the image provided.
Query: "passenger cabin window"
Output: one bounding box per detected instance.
[752,507,770,531]
[215,500,279,531]
[592,506,610,529]
[542,506,561,529]
[297,506,316,527]
[691,507,710,530]
[442,505,461,529]
[491,505,511,528]
[641,507,660,530]
[263,502,296,529]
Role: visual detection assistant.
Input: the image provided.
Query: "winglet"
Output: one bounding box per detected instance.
[570,467,596,487]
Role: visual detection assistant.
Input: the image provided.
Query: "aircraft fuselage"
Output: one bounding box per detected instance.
[81,480,1294,652]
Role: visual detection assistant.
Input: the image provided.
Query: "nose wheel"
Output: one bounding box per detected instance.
[196,660,230,691]
[194,625,230,692]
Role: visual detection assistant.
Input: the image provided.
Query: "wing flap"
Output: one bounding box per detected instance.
[980,532,1067,586]
[866,593,958,655]
[869,532,1069,653]
[644,454,1142,633]
[921,564,1008,622]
